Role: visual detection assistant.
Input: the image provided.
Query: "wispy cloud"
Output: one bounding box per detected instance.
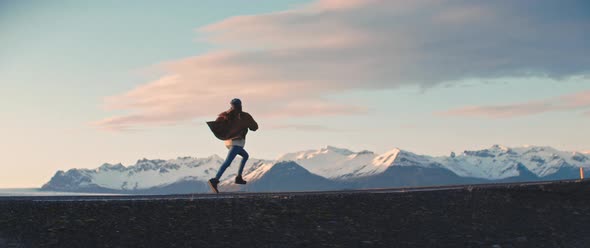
[437,90,590,119]
[95,0,590,131]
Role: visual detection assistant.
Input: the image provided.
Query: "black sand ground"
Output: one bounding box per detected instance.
[1,180,589,248]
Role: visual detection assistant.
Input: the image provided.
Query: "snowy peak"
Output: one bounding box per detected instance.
[460,145,564,159]
[371,148,437,168]
[445,145,589,179]
[240,162,275,182]
[276,147,427,179]
[323,146,355,155]
[277,146,387,179]
[389,149,439,168]
[462,144,515,158]
[98,163,125,172]
[491,144,510,152]
[278,145,355,161]
[372,148,400,166]
[237,161,307,182]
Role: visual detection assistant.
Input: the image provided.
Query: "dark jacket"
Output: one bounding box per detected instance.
[207,110,258,141]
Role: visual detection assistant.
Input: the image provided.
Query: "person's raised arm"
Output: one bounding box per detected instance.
[249,114,258,131]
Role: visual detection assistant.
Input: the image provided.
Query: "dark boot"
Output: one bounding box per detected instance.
[235,175,247,185]
[208,178,220,193]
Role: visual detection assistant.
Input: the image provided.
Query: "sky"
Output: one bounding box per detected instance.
[1,0,589,188]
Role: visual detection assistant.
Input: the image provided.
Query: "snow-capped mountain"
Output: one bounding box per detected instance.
[42,155,268,193]
[219,147,443,191]
[275,146,385,179]
[437,145,589,179]
[221,161,342,192]
[42,145,589,194]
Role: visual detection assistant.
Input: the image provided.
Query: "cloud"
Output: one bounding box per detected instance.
[96,0,590,131]
[437,90,590,119]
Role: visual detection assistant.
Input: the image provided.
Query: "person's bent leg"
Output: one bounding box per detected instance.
[215,146,239,180]
[236,147,249,176]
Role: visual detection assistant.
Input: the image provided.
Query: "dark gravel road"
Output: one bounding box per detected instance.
[1,180,589,247]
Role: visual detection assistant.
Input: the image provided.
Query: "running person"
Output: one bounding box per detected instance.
[206,98,258,193]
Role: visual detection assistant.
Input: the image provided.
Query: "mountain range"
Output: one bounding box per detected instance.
[42,145,590,194]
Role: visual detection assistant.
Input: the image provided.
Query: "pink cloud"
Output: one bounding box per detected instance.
[560,90,590,108]
[199,6,370,50]
[93,52,366,131]
[309,0,372,10]
[438,90,590,119]
[95,0,590,131]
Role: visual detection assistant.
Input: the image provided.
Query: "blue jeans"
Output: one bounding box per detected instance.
[215,146,249,180]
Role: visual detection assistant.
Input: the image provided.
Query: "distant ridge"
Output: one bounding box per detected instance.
[42,145,590,194]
